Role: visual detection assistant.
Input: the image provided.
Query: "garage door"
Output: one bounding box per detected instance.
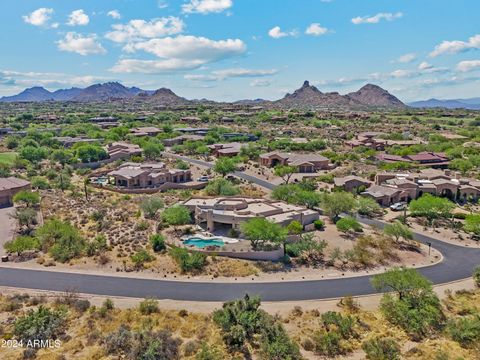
[0,196,12,206]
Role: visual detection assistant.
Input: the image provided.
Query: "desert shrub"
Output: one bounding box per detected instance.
[105,325,133,355]
[138,298,159,315]
[102,298,114,311]
[474,266,480,287]
[312,330,343,356]
[195,342,225,360]
[161,205,191,227]
[362,337,401,360]
[134,221,149,231]
[14,306,66,343]
[213,294,266,350]
[4,236,41,256]
[130,329,181,360]
[336,216,362,233]
[314,219,325,230]
[447,315,480,347]
[130,249,155,269]
[357,197,384,217]
[205,178,239,196]
[169,247,207,273]
[150,233,166,252]
[139,196,164,219]
[286,234,327,259]
[259,318,302,360]
[30,176,50,190]
[36,219,86,262]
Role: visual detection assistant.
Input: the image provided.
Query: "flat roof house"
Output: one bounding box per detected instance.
[333,175,372,193]
[129,127,162,137]
[0,177,31,207]
[183,197,319,232]
[260,151,333,173]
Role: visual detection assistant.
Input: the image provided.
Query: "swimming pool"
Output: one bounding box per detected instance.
[183,238,225,248]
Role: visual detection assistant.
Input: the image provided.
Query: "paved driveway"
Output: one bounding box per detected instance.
[0,206,15,256]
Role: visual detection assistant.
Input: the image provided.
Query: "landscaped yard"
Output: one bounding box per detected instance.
[0,152,17,165]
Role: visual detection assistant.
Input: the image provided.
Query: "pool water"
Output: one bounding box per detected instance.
[183,238,225,248]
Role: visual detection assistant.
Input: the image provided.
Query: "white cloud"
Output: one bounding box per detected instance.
[57,32,107,56]
[351,12,403,25]
[182,0,233,14]
[107,10,121,20]
[112,35,246,73]
[430,34,480,57]
[390,69,415,78]
[457,60,480,72]
[123,35,245,61]
[305,23,328,36]
[268,26,297,39]
[158,1,169,9]
[396,53,416,63]
[418,61,433,70]
[186,68,277,81]
[67,9,89,26]
[111,59,205,73]
[250,79,272,87]
[23,8,54,27]
[105,17,184,43]
[212,68,277,79]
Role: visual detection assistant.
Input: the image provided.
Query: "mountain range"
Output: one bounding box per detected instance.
[408,98,480,110]
[0,81,406,109]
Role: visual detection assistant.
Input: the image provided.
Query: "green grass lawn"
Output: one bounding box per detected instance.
[0,152,18,165]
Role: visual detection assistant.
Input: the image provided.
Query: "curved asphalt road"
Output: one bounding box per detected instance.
[0,155,478,301]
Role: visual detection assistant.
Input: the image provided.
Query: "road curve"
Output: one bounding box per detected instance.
[0,155,478,301]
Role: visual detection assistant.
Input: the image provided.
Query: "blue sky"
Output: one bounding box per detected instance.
[1,0,479,102]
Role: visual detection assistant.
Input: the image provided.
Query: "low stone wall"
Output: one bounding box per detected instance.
[90,181,206,194]
[199,247,284,261]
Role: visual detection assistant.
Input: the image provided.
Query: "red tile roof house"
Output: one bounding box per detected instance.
[0,177,31,207]
[345,132,387,150]
[375,152,449,169]
[260,151,333,173]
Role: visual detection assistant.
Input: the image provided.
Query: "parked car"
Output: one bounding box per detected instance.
[196,176,210,182]
[390,202,407,211]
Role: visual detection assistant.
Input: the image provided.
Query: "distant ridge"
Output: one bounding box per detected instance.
[274,81,405,109]
[0,80,406,109]
[409,98,480,110]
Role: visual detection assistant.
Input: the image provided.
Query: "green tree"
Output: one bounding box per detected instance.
[213,157,237,177]
[336,216,362,234]
[36,219,86,262]
[139,196,164,219]
[357,197,383,218]
[143,142,164,160]
[371,268,443,340]
[169,247,207,273]
[409,194,455,228]
[13,190,40,208]
[161,205,191,228]
[51,149,73,168]
[384,221,414,243]
[240,217,288,250]
[4,236,40,256]
[274,165,297,184]
[75,144,107,163]
[320,192,357,222]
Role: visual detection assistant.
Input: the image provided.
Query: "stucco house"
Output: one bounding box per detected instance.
[260,151,332,173]
[183,197,319,232]
[333,175,372,192]
[108,162,191,189]
[0,177,31,207]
